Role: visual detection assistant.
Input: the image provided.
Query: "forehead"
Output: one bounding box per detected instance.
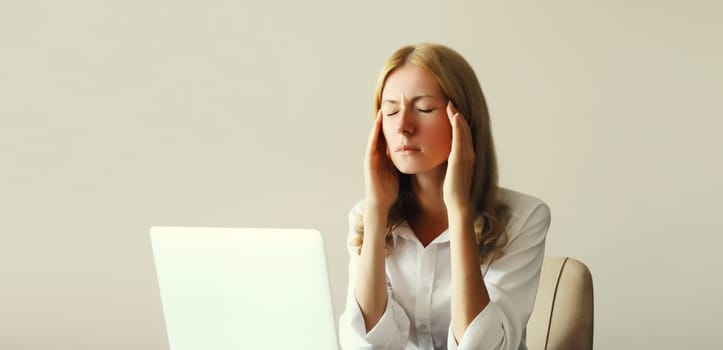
[382,64,444,99]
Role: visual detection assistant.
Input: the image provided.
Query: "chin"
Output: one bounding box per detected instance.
[396,167,419,175]
[392,161,439,175]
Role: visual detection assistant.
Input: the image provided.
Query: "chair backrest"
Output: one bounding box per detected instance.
[526,257,594,350]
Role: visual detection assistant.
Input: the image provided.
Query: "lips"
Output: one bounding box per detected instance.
[395,145,421,152]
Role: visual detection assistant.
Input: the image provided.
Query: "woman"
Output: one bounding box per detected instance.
[339,43,551,350]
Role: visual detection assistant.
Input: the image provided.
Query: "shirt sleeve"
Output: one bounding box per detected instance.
[447,201,551,350]
[338,201,411,350]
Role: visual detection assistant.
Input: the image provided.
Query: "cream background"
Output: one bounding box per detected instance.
[1,1,722,349]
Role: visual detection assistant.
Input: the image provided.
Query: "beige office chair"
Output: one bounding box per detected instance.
[526,257,594,350]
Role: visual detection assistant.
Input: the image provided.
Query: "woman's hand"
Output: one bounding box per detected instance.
[444,102,489,343]
[364,110,399,215]
[443,101,475,214]
[356,110,397,331]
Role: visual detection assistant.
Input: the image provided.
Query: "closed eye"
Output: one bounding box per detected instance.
[384,108,433,116]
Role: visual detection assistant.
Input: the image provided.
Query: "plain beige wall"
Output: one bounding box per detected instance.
[2,1,722,349]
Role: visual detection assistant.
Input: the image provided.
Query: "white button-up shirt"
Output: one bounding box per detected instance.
[339,188,551,350]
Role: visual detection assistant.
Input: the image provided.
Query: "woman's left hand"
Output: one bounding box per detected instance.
[442,101,476,213]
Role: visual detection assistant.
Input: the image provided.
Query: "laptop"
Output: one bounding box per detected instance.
[150,227,339,350]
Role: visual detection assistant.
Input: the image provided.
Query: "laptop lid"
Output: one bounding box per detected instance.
[150,227,338,350]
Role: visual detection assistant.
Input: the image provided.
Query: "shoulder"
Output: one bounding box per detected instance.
[497,187,551,241]
[343,199,366,255]
[347,199,365,223]
[345,199,366,241]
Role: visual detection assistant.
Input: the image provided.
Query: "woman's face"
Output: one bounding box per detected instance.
[380,64,452,175]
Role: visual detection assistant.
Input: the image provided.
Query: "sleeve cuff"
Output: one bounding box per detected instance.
[447,302,505,350]
[339,291,410,349]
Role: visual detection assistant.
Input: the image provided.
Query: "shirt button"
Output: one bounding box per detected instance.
[419,324,427,330]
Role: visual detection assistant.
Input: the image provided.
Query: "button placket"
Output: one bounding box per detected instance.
[414,244,436,349]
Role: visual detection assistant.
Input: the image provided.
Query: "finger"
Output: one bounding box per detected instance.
[447,101,469,134]
[447,101,474,150]
[376,110,390,156]
[366,109,383,156]
[446,102,465,151]
[446,100,456,119]
[448,113,460,160]
[377,126,389,158]
[444,101,458,151]
[456,115,474,152]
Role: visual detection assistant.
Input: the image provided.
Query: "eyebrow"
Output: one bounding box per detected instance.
[381,95,439,105]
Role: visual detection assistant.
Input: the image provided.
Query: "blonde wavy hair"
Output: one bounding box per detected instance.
[352,43,511,265]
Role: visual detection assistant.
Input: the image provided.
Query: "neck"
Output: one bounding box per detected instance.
[410,166,447,222]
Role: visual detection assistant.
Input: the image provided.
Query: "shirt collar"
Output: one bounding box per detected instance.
[393,220,450,246]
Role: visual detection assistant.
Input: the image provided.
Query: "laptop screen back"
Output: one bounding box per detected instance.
[150,227,338,350]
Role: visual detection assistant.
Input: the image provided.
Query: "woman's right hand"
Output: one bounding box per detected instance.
[364,110,399,215]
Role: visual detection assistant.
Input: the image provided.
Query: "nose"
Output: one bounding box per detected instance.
[397,107,414,135]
